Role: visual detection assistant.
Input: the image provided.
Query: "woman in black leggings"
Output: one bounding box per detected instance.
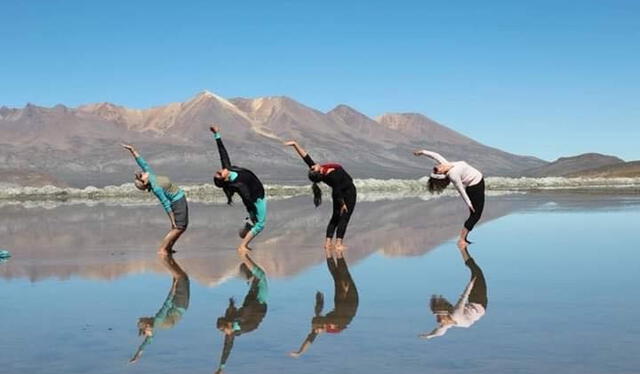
[289,246,359,357]
[285,141,357,251]
[414,149,485,249]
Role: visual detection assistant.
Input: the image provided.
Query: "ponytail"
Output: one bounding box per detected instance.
[311,183,322,207]
[214,174,235,205]
[308,169,323,207]
[222,185,234,205]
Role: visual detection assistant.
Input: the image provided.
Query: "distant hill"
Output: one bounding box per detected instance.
[522,153,624,177]
[0,169,67,187]
[0,91,548,187]
[567,161,640,178]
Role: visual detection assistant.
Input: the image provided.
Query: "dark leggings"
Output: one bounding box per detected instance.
[326,184,357,239]
[465,257,488,309]
[464,179,485,231]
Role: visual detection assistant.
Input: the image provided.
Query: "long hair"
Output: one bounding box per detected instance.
[430,295,454,315]
[137,317,154,335]
[427,176,451,194]
[214,175,234,205]
[308,170,323,207]
[216,298,238,330]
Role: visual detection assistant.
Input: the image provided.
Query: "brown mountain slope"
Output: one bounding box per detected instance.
[522,153,624,177]
[566,161,640,177]
[0,91,547,187]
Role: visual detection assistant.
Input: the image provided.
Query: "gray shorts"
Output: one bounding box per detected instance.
[171,196,189,229]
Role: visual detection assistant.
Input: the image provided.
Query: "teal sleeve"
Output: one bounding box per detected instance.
[214,133,221,140]
[135,156,152,173]
[151,183,172,213]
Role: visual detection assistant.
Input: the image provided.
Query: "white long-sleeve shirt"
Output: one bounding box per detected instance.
[423,277,486,339]
[450,277,485,327]
[419,150,483,210]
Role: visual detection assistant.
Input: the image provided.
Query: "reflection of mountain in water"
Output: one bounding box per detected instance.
[1,195,550,283]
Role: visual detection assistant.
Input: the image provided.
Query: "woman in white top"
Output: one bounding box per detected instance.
[419,246,487,340]
[414,149,485,248]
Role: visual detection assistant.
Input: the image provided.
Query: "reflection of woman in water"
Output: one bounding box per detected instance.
[122,144,188,254]
[210,126,267,252]
[414,149,484,249]
[130,254,190,363]
[284,140,357,251]
[290,247,359,357]
[420,246,487,339]
[215,251,268,374]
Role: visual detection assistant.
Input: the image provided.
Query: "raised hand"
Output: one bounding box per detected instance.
[209,125,220,133]
[413,150,424,156]
[283,140,297,147]
[121,144,135,152]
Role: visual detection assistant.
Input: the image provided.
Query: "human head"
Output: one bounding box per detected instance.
[137,317,154,336]
[134,171,150,191]
[213,168,230,186]
[213,168,234,204]
[427,167,450,194]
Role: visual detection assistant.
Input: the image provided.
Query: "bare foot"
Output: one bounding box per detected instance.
[334,242,347,253]
[289,352,301,358]
[324,240,334,251]
[237,246,250,256]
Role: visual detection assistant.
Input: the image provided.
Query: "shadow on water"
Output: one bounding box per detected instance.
[289,247,359,358]
[214,251,269,373]
[129,253,190,364]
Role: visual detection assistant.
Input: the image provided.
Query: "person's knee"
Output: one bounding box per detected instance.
[464,220,475,231]
[250,220,265,236]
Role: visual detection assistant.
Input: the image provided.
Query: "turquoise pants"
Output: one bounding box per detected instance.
[249,198,267,236]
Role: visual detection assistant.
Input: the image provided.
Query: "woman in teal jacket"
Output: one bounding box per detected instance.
[123,144,188,254]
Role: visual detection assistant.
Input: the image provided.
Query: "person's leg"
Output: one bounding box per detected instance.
[335,187,357,251]
[238,198,267,251]
[167,197,189,251]
[464,256,488,309]
[459,180,485,247]
[158,228,185,254]
[325,198,341,249]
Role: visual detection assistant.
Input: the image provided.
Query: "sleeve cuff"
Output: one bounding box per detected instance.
[214,133,221,140]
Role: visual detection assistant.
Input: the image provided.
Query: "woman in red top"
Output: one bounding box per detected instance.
[285,141,357,251]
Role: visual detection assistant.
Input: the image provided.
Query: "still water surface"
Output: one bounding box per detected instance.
[1,194,639,373]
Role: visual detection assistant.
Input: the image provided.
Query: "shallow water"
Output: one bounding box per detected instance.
[1,193,639,374]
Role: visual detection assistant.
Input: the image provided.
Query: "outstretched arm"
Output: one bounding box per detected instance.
[129,336,152,363]
[449,174,475,212]
[122,144,153,173]
[217,334,235,373]
[289,331,317,358]
[210,126,231,169]
[454,277,477,311]
[413,149,449,164]
[284,140,316,167]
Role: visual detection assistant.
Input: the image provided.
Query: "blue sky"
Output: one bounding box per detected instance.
[1,0,638,161]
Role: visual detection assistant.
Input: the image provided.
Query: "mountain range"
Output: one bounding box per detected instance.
[0,91,547,187]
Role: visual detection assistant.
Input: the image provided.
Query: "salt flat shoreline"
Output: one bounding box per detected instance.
[1,177,639,204]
